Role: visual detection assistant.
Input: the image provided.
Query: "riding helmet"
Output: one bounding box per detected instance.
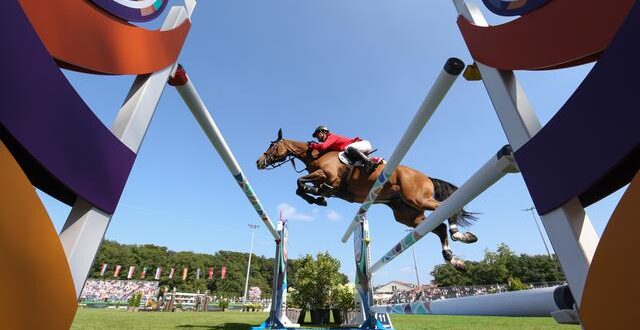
[312,125,330,138]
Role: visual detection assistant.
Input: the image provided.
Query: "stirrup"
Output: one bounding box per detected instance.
[364,161,377,173]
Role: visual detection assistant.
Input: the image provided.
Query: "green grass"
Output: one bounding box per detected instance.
[71,309,579,330]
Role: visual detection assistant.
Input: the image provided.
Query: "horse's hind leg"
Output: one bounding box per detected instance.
[413,196,478,244]
[449,220,478,243]
[432,223,466,272]
[390,203,466,272]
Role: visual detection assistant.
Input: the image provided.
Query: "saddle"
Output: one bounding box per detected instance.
[337,149,381,167]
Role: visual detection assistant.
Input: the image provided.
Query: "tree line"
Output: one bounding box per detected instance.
[91,240,564,296]
[90,240,301,297]
[431,243,565,286]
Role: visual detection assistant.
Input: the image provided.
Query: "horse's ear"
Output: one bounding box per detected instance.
[277,128,283,141]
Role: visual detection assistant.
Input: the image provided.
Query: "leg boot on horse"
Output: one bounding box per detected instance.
[296,187,327,206]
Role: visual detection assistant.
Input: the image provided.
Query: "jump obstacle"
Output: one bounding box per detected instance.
[168,65,297,328]
[338,0,640,328]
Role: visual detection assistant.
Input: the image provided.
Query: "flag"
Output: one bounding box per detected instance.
[208,267,214,280]
[221,266,227,279]
[196,268,201,279]
[154,267,162,280]
[169,268,175,279]
[182,268,188,280]
[99,263,108,276]
[114,265,122,277]
[127,266,135,279]
[140,267,147,279]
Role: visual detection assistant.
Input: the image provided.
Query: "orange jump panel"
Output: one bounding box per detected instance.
[18,0,191,75]
[0,141,77,330]
[457,0,635,70]
[581,171,640,329]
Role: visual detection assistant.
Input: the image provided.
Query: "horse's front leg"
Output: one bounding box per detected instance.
[296,170,329,206]
[296,187,325,206]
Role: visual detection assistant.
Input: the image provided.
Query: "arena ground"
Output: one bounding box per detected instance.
[71,310,580,329]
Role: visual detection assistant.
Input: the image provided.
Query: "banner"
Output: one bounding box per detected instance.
[196,268,201,279]
[114,264,122,277]
[140,267,147,279]
[208,267,214,280]
[181,268,188,280]
[154,267,162,280]
[168,268,175,279]
[221,266,227,279]
[127,266,135,279]
[99,263,108,276]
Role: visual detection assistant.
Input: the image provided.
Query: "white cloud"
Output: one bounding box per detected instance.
[278,203,315,222]
[326,210,343,221]
[400,266,413,274]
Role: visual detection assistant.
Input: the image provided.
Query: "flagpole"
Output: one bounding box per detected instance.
[243,224,259,304]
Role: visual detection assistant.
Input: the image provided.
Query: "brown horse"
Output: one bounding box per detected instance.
[256,129,478,271]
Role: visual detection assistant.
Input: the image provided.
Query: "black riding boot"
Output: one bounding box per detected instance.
[346,146,376,173]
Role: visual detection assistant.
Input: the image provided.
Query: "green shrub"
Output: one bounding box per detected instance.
[332,284,355,310]
[287,288,304,309]
[294,252,344,309]
[507,277,528,291]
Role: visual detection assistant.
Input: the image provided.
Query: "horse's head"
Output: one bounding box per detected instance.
[256,129,289,170]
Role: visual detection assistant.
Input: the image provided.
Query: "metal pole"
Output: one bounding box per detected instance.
[342,58,466,242]
[243,224,259,304]
[170,66,280,240]
[523,207,553,260]
[406,229,421,287]
[411,246,421,287]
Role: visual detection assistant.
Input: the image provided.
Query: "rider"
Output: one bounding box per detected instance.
[308,125,381,173]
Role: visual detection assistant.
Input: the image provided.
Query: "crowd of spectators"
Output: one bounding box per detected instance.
[80,280,159,303]
[380,281,565,304]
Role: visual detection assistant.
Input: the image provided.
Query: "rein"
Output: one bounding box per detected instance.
[264,155,307,173]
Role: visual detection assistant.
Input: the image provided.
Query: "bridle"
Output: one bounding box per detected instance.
[262,140,307,173]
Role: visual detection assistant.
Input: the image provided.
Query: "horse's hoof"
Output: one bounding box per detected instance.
[451,232,478,244]
[442,249,453,261]
[450,257,467,272]
[315,197,327,206]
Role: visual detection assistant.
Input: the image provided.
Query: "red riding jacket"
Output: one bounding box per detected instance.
[308,133,361,152]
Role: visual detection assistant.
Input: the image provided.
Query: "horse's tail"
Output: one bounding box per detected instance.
[431,177,479,227]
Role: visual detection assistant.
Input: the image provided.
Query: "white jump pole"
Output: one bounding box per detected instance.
[169,65,280,240]
[373,285,574,317]
[369,145,518,273]
[342,58,466,243]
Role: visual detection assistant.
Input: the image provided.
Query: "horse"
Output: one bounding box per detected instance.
[256,129,479,271]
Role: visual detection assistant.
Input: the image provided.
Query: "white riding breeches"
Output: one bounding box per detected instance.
[345,140,372,154]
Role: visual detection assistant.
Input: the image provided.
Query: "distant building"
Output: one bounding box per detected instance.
[373,281,414,302]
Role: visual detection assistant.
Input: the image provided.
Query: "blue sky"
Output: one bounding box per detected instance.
[41,0,623,285]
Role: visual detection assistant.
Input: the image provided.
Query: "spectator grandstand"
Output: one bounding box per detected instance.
[379,281,565,304]
[79,279,159,304]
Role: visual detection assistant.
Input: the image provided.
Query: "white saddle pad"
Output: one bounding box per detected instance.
[338,151,363,166]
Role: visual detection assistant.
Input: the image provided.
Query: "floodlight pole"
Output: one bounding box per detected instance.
[523,207,553,260]
[243,224,259,304]
[406,229,421,287]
